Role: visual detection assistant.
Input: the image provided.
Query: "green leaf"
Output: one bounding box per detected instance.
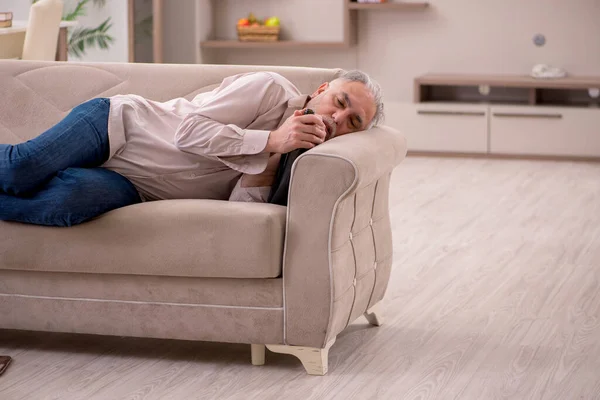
[64,0,90,21]
[68,17,114,58]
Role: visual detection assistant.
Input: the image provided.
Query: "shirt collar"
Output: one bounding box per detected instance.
[278,94,311,128]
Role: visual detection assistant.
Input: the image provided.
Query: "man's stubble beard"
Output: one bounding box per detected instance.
[305,95,337,140]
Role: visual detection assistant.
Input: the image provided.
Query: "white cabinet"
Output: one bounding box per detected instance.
[391,103,489,153]
[390,102,600,158]
[408,74,600,160]
[490,106,600,157]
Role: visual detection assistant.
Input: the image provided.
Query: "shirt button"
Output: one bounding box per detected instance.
[190,173,196,178]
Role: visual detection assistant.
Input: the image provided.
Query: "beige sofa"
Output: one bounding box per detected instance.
[0,60,407,375]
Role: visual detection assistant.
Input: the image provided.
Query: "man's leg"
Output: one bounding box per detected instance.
[0,98,110,196]
[0,167,141,227]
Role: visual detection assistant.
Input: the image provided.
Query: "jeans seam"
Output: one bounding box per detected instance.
[80,113,109,164]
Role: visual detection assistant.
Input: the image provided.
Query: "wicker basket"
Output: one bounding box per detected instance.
[0,11,13,28]
[237,25,280,42]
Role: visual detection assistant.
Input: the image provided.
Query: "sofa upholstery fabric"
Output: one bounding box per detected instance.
[0,200,287,279]
[0,60,406,352]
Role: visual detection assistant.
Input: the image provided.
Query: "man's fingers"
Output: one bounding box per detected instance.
[297,114,326,128]
[300,124,326,139]
[295,132,323,145]
[292,119,326,139]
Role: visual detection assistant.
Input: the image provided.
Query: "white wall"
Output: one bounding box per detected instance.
[0,0,129,62]
[0,0,29,20]
[71,0,128,62]
[181,0,600,104]
[357,0,600,103]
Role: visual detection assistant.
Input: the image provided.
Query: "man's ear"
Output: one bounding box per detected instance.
[310,82,329,98]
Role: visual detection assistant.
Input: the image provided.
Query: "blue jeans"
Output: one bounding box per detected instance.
[0,98,141,227]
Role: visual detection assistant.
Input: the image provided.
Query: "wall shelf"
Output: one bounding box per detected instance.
[200,40,349,49]
[196,0,431,58]
[348,2,429,11]
[416,74,600,91]
[415,73,600,106]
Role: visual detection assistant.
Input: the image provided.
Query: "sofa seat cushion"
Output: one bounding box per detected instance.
[0,200,287,279]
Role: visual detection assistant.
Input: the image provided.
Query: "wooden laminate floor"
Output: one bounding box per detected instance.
[1,156,599,400]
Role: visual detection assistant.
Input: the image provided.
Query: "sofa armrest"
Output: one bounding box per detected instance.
[282,125,407,348]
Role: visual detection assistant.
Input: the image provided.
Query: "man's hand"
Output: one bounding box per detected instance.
[264,110,327,154]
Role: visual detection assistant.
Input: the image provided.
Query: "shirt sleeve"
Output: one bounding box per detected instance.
[173,72,286,174]
[228,177,271,203]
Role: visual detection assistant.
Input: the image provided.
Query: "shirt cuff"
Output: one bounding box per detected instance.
[218,151,270,175]
[241,129,271,155]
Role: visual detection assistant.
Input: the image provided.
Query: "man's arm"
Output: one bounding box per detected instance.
[174,72,284,160]
[174,72,326,175]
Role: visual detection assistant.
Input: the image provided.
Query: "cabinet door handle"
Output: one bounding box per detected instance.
[417,110,486,117]
[493,112,563,119]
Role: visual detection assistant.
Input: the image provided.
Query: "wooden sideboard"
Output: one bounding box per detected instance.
[394,74,600,160]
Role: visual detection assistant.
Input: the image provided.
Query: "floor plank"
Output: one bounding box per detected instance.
[1,156,599,400]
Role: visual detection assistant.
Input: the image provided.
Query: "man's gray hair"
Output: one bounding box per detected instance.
[335,70,384,129]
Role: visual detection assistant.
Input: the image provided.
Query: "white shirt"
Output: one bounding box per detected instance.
[102,72,305,202]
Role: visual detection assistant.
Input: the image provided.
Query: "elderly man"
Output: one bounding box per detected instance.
[0,70,383,227]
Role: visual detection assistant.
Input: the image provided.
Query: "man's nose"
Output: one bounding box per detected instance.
[333,109,351,125]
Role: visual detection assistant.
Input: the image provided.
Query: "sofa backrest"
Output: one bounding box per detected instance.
[0,60,343,144]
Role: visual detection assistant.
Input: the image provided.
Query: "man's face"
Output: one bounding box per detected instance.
[305,79,376,139]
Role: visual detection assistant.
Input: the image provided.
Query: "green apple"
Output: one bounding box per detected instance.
[265,16,280,26]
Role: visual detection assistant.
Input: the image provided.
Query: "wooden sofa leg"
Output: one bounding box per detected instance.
[364,302,384,326]
[251,344,266,366]
[265,338,336,376]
